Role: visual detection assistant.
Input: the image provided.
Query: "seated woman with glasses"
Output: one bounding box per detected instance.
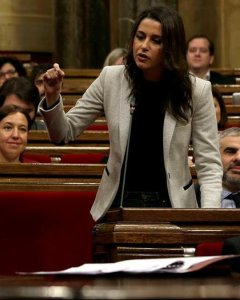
[0,56,27,87]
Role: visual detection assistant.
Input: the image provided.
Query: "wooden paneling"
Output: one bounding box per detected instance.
[0,0,54,52]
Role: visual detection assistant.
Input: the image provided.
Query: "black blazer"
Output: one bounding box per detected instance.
[210,71,236,85]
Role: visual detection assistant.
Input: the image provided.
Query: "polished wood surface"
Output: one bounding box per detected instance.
[0,163,103,191]
[226,104,240,114]
[24,145,109,156]
[0,162,104,177]
[63,68,101,78]
[28,130,109,146]
[94,208,240,262]
[62,78,95,95]
[0,272,239,299]
[214,84,240,95]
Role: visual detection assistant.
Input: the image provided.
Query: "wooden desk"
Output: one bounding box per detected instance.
[0,272,239,299]
[93,208,240,262]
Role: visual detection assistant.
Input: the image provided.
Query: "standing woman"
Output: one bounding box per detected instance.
[40,6,222,221]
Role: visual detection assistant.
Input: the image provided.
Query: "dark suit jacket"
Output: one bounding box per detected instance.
[210,71,236,85]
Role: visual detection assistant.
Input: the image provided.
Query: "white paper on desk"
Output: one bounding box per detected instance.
[28,255,239,275]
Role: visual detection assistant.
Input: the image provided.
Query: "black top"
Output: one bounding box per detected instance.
[112,80,171,208]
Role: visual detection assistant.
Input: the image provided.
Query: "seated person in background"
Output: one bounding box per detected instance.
[188,85,227,167]
[0,105,31,163]
[0,77,46,130]
[103,47,127,67]
[186,35,236,84]
[219,127,240,208]
[196,127,240,208]
[0,56,27,87]
[212,85,227,130]
[30,63,53,99]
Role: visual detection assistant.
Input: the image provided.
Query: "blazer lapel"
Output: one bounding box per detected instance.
[163,111,177,166]
[119,86,131,158]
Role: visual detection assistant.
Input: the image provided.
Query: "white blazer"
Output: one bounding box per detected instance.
[39,65,223,221]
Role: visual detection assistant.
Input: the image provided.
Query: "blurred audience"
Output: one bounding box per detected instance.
[30,63,52,99]
[186,35,235,84]
[195,127,240,208]
[103,48,127,67]
[0,56,27,87]
[0,105,31,163]
[212,86,227,130]
[0,77,46,130]
[219,127,240,207]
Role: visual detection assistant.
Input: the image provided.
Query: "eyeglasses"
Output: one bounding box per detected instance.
[0,69,16,78]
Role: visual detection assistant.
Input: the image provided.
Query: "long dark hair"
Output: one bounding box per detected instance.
[0,56,27,77]
[0,104,32,130]
[0,77,40,118]
[212,85,227,129]
[125,5,192,122]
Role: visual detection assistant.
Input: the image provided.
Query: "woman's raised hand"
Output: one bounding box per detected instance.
[43,63,65,107]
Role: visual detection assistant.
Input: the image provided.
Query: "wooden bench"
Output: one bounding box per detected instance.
[61,78,96,95]
[211,67,240,77]
[223,95,233,104]
[0,163,104,191]
[0,190,96,273]
[58,68,101,96]
[226,105,240,115]
[214,84,240,95]
[226,116,240,127]
[23,145,109,163]
[35,115,108,130]
[28,130,109,146]
[93,208,240,262]
[63,68,101,78]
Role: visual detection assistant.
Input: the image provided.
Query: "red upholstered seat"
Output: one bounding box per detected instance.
[21,153,52,163]
[60,153,108,164]
[195,242,223,256]
[0,191,96,274]
[86,124,108,130]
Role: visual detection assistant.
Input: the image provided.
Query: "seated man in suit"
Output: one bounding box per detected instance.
[186,34,236,84]
[220,127,240,207]
[196,127,240,207]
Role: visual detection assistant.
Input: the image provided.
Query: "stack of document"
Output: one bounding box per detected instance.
[27,255,240,275]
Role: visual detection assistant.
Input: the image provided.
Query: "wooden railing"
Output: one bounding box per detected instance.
[28,130,109,146]
[0,162,104,191]
[94,208,240,262]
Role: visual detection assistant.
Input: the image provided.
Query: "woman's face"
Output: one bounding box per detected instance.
[0,112,28,163]
[133,18,164,81]
[0,63,18,87]
[214,96,221,124]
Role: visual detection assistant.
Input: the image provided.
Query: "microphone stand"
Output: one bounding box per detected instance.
[120,98,136,208]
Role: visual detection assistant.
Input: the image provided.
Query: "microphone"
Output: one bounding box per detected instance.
[120,97,136,208]
[130,98,136,115]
